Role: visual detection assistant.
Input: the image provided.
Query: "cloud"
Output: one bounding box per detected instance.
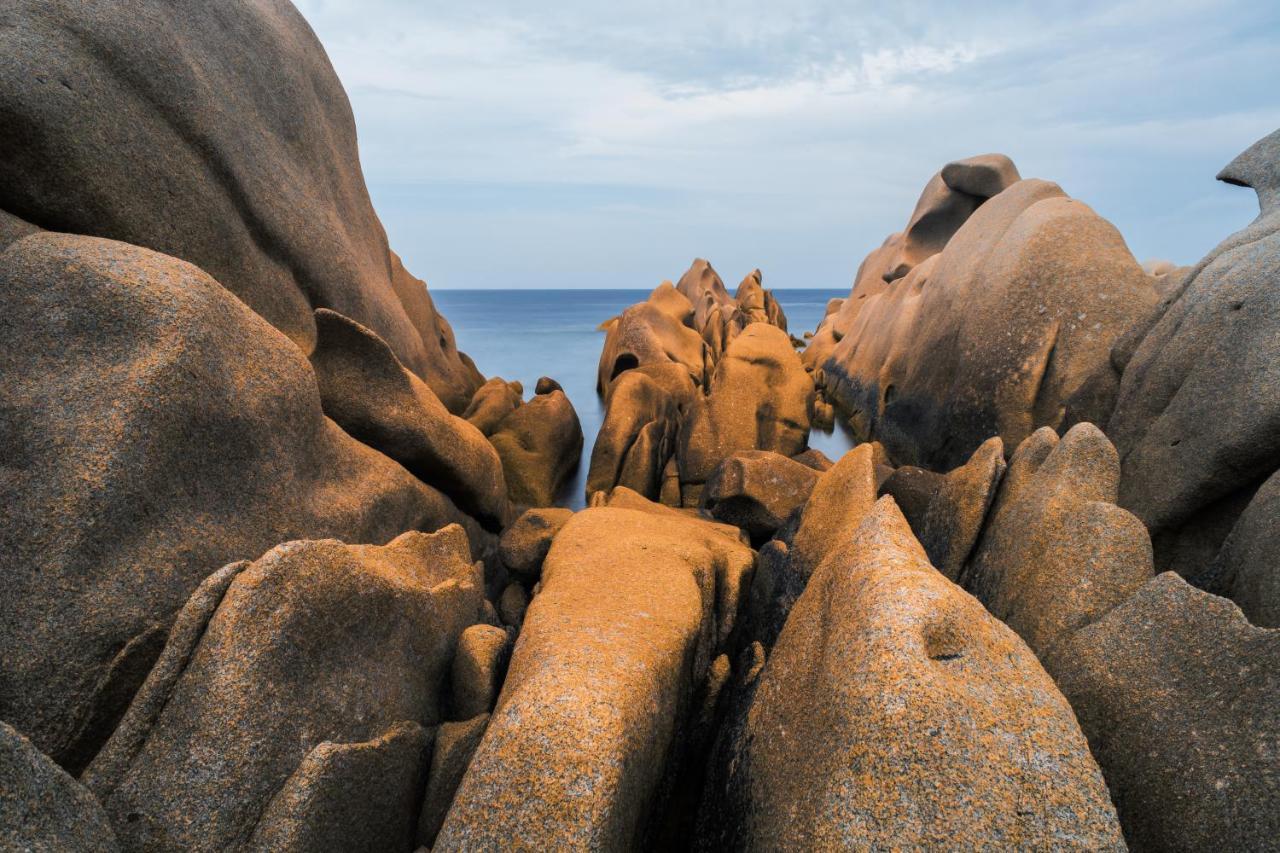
[294,0,1280,289]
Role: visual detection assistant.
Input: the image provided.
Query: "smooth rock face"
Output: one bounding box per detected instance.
[597,282,709,396]
[490,389,584,508]
[499,507,574,582]
[963,424,1153,656]
[1109,128,1280,578]
[700,450,820,543]
[462,377,524,437]
[706,498,1124,850]
[676,259,737,335]
[678,324,813,502]
[0,229,475,769]
[246,721,431,853]
[587,371,681,500]
[435,507,755,850]
[87,527,484,852]
[310,308,510,530]
[1208,467,1280,626]
[0,721,120,853]
[1047,573,1280,851]
[0,1,481,403]
[822,176,1159,470]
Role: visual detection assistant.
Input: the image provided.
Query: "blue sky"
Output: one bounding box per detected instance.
[295,0,1280,290]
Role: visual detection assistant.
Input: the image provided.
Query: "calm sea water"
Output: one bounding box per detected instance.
[432,288,857,508]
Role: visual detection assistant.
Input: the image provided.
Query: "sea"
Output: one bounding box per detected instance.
[432,288,857,508]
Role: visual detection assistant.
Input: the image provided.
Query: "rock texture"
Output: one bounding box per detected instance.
[702,498,1124,850]
[1109,128,1280,584]
[416,715,490,849]
[498,507,574,583]
[85,526,483,852]
[819,166,1159,470]
[0,0,481,406]
[489,387,584,508]
[587,370,683,501]
[963,424,1154,655]
[0,227,477,771]
[435,507,755,849]
[700,450,820,543]
[597,282,709,396]
[1047,573,1280,850]
[0,721,121,852]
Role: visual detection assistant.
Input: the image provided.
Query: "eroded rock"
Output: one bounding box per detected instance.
[700,450,820,544]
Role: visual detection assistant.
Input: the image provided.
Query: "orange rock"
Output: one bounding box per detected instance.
[489,389,583,509]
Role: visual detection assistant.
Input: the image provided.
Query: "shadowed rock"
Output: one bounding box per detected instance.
[435,507,755,849]
[1046,573,1280,850]
[499,507,574,583]
[914,436,1006,580]
[0,2,480,405]
[0,227,480,770]
[587,371,681,500]
[1108,127,1280,580]
[1207,467,1280,626]
[416,714,490,849]
[700,498,1124,850]
[451,624,511,719]
[0,721,120,852]
[86,526,484,852]
[462,378,524,437]
[700,450,820,544]
[962,424,1153,656]
[310,308,510,530]
[490,389,584,508]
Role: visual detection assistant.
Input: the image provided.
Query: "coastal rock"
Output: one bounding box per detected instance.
[499,507,574,583]
[0,721,120,853]
[490,389,584,508]
[416,715,490,849]
[700,450,820,544]
[1108,128,1280,578]
[914,436,1006,580]
[0,1,479,402]
[734,269,787,330]
[462,378,524,437]
[676,258,737,334]
[677,324,813,502]
[1207,467,1280,626]
[435,507,755,849]
[86,526,484,852]
[587,371,680,500]
[310,308,510,530]
[597,282,709,395]
[0,228,476,770]
[963,424,1153,655]
[451,624,511,719]
[1046,573,1280,850]
[821,175,1159,470]
[703,498,1124,849]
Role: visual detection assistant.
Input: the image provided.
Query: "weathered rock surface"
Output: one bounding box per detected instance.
[963,424,1153,655]
[435,507,755,849]
[1207,466,1280,627]
[490,388,584,508]
[86,526,484,852]
[0,228,477,770]
[676,259,738,336]
[451,624,511,719]
[1047,573,1280,850]
[821,172,1159,470]
[914,436,1006,580]
[0,2,481,407]
[417,715,490,849]
[310,308,510,530]
[597,282,709,396]
[587,370,681,500]
[0,721,121,852]
[677,324,813,503]
[700,450,820,543]
[499,507,574,583]
[702,498,1124,850]
[462,377,524,437]
[1109,128,1280,580]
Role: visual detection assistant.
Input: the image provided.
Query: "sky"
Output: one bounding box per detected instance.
[294,0,1280,290]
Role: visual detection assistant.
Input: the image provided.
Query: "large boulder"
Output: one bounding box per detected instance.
[489,388,584,508]
[85,526,484,852]
[675,258,736,335]
[435,507,755,849]
[0,1,479,406]
[1046,573,1280,850]
[911,436,1006,581]
[700,450,820,544]
[1108,128,1280,579]
[677,324,813,503]
[962,424,1154,655]
[0,721,120,852]
[821,175,1159,470]
[597,282,709,396]
[309,308,510,530]
[0,227,477,771]
[700,498,1124,849]
[586,370,681,501]
[1207,466,1280,627]
[499,507,574,583]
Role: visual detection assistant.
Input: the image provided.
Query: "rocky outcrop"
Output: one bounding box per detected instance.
[1207,467,1280,627]
[677,324,813,504]
[700,451,820,544]
[597,282,710,396]
[0,226,479,771]
[1047,573,1280,850]
[310,308,510,530]
[85,526,484,852]
[435,507,755,849]
[0,722,120,852]
[498,507,574,583]
[962,424,1154,655]
[416,715,490,849]
[489,387,584,508]
[463,377,524,436]
[587,370,683,501]
[818,165,1159,470]
[1109,128,1280,586]
[701,498,1124,849]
